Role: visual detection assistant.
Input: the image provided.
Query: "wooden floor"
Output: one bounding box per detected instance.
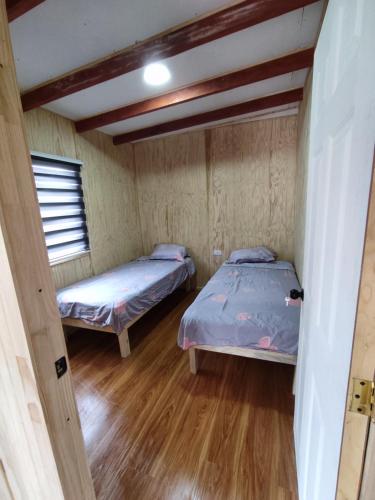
[68,290,298,500]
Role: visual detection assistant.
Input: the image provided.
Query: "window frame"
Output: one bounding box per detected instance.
[31,150,91,266]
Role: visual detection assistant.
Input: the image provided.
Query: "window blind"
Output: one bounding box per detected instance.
[31,153,90,262]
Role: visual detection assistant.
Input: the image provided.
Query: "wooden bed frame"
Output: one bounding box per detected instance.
[188,345,297,374]
[189,345,297,394]
[62,274,194,358]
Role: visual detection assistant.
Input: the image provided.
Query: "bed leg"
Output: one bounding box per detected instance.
[185,273,196,292]
[189,348,199,374]
[118,328,130,358]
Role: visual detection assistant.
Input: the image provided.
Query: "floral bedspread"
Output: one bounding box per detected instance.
[57,257,195,333]
[178,261,300,356]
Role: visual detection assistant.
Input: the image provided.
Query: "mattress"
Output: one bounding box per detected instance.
[178,261,301,356]
[57,257,195,333]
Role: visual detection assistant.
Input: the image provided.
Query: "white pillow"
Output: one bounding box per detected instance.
[227,246,276,264]
[149,243,187,262]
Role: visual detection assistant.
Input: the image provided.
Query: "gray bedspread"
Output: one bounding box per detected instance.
[57,257,195,333]
[178,261,301,356]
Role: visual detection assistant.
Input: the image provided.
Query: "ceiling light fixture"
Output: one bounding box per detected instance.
[143,62,171,86]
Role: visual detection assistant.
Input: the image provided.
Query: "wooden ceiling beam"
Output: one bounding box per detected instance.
[113,87,303,144]
[76,48,313,133]
[21,0,319,111]
[6,0,45,22]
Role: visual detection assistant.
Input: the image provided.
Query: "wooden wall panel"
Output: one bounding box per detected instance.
[24,108,142,287]
[134,115,298,285]
[208,116,297,275]
[51,254,92,290]
[23,106,77,158]
[135,132,209,285]
[24,109,298,290]
[268,117,298,256]
[294,71,312,281]
[75,130,142,275]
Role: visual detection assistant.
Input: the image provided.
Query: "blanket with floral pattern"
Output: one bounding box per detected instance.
[178,261,300,356]
[57,257,195,333]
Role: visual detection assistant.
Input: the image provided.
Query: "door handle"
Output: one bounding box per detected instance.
[290,289,304,301]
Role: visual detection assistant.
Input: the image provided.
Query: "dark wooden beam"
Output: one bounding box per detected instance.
[113,87,303,144]
[76,48,313,133]
[21,0,319,111]
[6,0,45,22]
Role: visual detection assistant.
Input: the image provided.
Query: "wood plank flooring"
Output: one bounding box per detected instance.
[68,290,298,500]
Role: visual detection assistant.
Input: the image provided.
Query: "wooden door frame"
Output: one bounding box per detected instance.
[336,152,375,499]
[359,423,375,499]
[0,1,95,498]
[0,214,64,499]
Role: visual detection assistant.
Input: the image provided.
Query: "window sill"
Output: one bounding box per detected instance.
[49,250,91,267]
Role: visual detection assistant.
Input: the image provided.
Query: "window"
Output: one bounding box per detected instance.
[31,152,90,263]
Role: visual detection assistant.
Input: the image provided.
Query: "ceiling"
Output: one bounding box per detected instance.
[9,0,325,142]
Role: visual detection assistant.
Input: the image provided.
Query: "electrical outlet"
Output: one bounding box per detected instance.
[213,249,222,256]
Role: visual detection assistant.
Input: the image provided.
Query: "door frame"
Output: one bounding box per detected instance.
[0,209,64,499]
[359,423,375,499]
[337,152,375,499]
[0,1,95,498]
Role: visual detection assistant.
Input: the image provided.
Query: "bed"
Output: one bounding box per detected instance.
[178,260,301,374]
[57,256,195,357]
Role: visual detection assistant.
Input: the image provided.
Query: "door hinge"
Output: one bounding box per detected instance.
[349,378,375,421]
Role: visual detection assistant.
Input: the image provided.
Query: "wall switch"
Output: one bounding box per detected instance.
[213,249,222,256]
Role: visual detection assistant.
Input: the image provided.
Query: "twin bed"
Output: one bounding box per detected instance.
[57,244,301,371]
[57,254,195,357]
[178,260,300,373]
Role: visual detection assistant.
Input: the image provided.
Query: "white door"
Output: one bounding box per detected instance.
[294,1,375,499]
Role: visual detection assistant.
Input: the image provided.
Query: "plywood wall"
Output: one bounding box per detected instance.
[135,132,209,284]
[24,108,143,288]
[208,116,297,276]
[24,109,298,290]
[135,115,298,286]
[294,71,312,281]
[74,130,141,275]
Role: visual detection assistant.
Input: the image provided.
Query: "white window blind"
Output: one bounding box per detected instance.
[31,153,90,263]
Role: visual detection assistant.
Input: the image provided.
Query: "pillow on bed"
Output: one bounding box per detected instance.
[227,246,277,264]
[149,243,187,262]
